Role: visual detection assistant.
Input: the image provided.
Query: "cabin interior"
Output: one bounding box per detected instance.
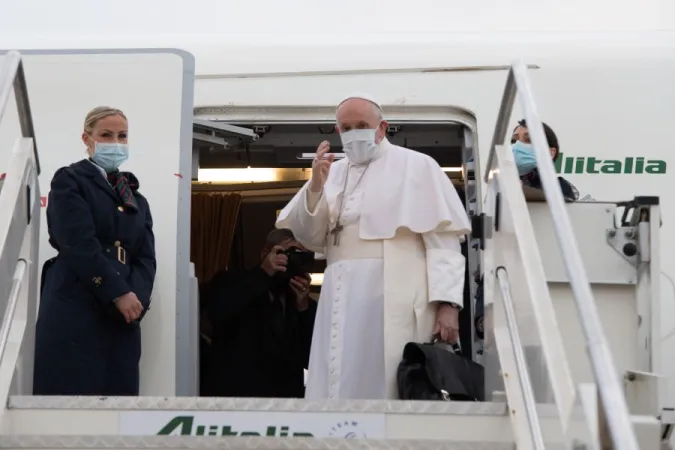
[190,119,480,394]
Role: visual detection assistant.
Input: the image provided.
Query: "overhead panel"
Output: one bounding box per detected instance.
[192,119,258,151]
[193,119,258,140]
[193,119,260,175]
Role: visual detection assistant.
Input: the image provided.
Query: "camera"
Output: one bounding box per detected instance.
[277,246,315,280]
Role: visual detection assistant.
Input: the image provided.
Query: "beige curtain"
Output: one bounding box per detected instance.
[191,192,243,284]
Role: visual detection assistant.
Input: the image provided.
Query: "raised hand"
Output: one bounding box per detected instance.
[309,141,335,193]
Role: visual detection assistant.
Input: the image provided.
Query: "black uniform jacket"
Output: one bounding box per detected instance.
[33,159,156,396]
[521,168,580,202]
[201,268,317,398]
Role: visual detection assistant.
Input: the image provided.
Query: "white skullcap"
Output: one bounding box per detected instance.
[337,93,383,112]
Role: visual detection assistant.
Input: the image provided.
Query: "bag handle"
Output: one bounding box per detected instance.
[431,334,463,356]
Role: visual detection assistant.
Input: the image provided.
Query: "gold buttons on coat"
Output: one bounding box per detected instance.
[114,241,121,247]
[118,206,124,212]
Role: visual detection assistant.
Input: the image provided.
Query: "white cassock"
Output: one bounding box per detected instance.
[276,138,470,399]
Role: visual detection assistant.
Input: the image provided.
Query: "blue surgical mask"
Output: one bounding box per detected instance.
[512,141,537,176]
[91,142,129,172]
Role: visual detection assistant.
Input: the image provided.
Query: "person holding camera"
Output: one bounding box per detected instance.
[200,228,317,398]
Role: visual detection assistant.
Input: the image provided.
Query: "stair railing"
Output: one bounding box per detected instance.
[485,60,639,450]
[0,51,40,175]
[0,50,41,407]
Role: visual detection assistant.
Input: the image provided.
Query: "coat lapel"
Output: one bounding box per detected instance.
[70,159,119,203]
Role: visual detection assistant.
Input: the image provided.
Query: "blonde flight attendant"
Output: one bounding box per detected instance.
[33,107,156,396]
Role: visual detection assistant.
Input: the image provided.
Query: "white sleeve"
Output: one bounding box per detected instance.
[422,230,466,308]
[305,189,323,215]
[275,187,330,252]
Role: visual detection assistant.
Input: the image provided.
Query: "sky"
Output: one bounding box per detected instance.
[0,0,673,49]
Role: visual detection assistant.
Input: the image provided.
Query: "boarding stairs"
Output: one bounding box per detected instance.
[0,50,671,449]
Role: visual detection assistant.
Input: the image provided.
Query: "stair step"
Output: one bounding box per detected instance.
[7,396,509,414]
[0,435,517,450]
[3,396,591,448]
[5,397,513,443]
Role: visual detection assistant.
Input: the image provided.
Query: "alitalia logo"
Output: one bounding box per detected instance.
[152,415,372,438]
[555,153,666,174]
[119,412,380,439]
[157,415,315,437]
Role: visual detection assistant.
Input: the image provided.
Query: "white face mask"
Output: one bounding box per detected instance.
[340,129,379,164]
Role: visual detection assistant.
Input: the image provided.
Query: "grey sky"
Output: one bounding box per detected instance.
[0,0,672,48]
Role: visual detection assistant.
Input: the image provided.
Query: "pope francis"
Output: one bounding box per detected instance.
[276,94,470,400]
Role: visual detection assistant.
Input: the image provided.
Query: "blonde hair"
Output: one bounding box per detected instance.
[83,106,127,133]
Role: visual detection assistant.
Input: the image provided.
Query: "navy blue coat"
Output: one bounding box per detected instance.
[33,159,156,396]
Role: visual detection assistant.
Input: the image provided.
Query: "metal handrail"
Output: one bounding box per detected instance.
[0,259,27,364]
[486,60,639,450]
[496,266,545,450]
[484,69,517,183]
[0,51,40,175]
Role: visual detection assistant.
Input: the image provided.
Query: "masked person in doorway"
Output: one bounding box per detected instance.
[33,106,156,396]
[276,94,471,400]
[201,228,317,398]
[511,119,579,202]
